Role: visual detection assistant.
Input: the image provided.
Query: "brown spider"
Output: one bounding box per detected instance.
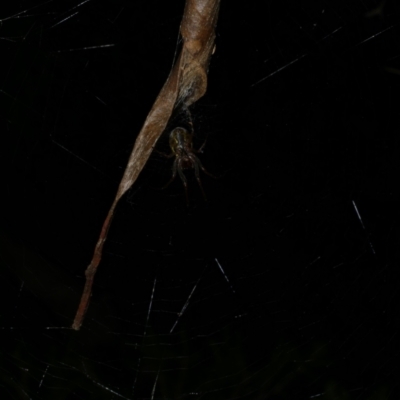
[161,126,214,203]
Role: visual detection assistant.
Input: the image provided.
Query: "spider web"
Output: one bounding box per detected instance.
[1,0,399,399]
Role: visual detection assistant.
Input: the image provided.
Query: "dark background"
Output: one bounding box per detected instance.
[1,0,399,399]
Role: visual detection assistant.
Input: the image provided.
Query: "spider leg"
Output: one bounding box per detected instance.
[193,154,217,179]
[176,160,189,205]
[154,148,174,158]
[183,107,194,134]
[191,155,208,201]
[161,159,178,189]
[195,130,211,154]
[196,137,208,154]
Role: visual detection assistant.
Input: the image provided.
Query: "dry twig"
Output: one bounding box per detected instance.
[71,0,221,330]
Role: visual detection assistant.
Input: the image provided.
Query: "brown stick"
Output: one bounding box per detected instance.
[71,0,221,330]
[71,200,117,330]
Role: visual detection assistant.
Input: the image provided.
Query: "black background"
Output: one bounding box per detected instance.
[1,0,400,399]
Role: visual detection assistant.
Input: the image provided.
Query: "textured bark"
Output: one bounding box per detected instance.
[72,0,221,330]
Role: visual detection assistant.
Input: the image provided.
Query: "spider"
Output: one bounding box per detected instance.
[161,126,214,204]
